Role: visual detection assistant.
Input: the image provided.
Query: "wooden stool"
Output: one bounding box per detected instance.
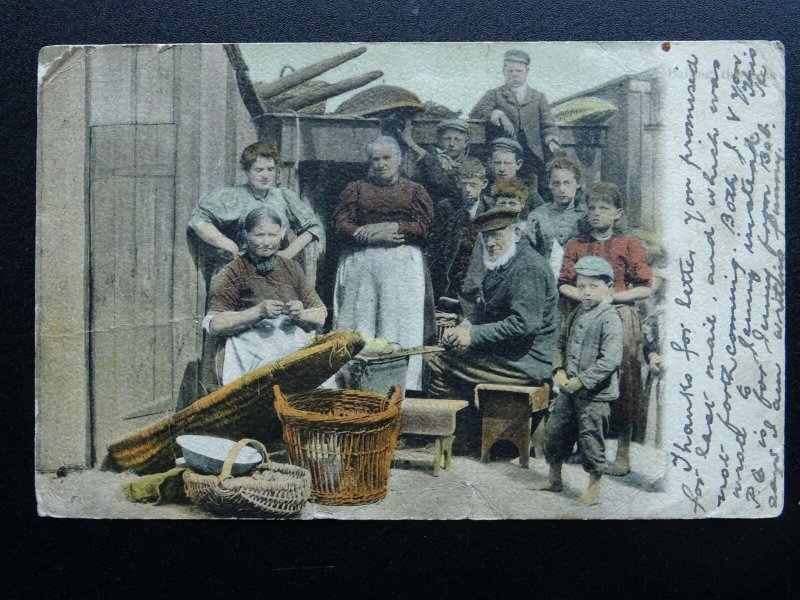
[474,383,550,469]
[400,398,468,476]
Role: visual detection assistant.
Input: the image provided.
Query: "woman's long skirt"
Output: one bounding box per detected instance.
[334,244,427,390]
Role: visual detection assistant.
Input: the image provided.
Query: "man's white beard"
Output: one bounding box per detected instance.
[482,237,518,270]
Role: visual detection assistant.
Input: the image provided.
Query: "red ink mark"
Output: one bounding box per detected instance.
[662,42,671,52]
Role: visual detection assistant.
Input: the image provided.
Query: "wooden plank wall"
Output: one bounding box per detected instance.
[34,44,256,469]
[36,47,91,470]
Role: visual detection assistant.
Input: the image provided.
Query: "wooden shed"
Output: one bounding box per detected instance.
[551,69,664,240]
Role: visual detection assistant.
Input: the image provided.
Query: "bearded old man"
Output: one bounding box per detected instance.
[427,206,559,401]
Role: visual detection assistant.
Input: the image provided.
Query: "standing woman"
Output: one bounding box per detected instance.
[333,136,434,390]
[188,142,323,264]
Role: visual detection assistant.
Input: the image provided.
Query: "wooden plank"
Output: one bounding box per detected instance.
[135,45,175,124]
[36,47,90,470]
[230,63,258,175]
[89,169,138,456]
[625,88,644,228]
[173,44,203,405]
[88,46,134,126]
[198,44,232,195]
[91,124,136,177]
[131,165,157,428]
[88,172,121,462]
[152,131,177,410]
[280,118,382,163]
[107,129,139,453]
[135,122,176,177]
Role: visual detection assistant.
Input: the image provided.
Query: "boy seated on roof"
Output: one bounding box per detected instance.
[471,49,561,201]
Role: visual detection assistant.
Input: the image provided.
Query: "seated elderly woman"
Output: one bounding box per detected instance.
[204,206,327,385]
[332,135,434,390]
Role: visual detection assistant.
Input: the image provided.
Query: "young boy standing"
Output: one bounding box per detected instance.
[557,182,653,476]
[530,256,623,506]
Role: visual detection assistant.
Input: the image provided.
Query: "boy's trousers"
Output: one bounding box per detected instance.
[543,393,611,476]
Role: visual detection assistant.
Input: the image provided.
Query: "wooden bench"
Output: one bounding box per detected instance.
[474,383,550,469]
[400,398,469,476]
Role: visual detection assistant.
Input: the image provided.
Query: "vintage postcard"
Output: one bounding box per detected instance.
[35,41,784,519]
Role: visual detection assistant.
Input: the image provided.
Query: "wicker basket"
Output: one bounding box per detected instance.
[274,384,403,506]
[183,438,312,518]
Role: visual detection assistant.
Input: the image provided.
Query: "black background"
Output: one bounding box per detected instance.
[2,1,797,596]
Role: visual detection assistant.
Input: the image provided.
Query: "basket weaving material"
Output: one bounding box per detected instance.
[552,97,619,126]
[183,438,312,517]
[334,85,423,117]
[274,384,403,506]
[107,331,365,475]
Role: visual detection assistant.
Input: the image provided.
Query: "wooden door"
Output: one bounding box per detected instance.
[89,123,181,459]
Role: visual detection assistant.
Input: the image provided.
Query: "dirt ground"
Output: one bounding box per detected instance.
[36,440,676,520]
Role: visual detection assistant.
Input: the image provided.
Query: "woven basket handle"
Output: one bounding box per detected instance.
[381,384,403,411]
[220,438,271,480]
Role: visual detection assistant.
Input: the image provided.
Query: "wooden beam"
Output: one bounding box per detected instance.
[36,47,91,470]
[254,47,367,101]
[277,71,383,111]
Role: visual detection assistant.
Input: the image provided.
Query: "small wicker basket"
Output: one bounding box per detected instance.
[274,384,403,506]
[183,438,312,518]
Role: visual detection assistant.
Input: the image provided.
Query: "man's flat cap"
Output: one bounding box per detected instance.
[574,256,615,280]
[490,137,524,155]
[474,206,521,232]
[504,49,530,65]
[436,118,470,135]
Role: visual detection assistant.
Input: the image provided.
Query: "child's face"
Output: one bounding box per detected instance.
[548,168,579,207]
[438,129,468,158]
[502,60,529,87]
[494,196,523,212]
[586,197,622,233]
[491,150,522,179]
[576,274,613,308]
[458,176,486,202]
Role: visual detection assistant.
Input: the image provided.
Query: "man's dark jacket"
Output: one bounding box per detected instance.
[461,241,559,381]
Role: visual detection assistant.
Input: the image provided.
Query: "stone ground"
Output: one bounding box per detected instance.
[36,440,677,520]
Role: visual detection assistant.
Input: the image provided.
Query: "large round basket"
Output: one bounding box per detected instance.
[273,384,403,506]
[183,438,312,518]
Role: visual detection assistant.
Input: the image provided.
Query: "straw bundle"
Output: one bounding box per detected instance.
[552,97,618,126]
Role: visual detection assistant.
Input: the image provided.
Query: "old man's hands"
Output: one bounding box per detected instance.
[442,324,471,350]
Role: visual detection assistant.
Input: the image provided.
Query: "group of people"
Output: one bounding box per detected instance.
[187,49,662,506]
